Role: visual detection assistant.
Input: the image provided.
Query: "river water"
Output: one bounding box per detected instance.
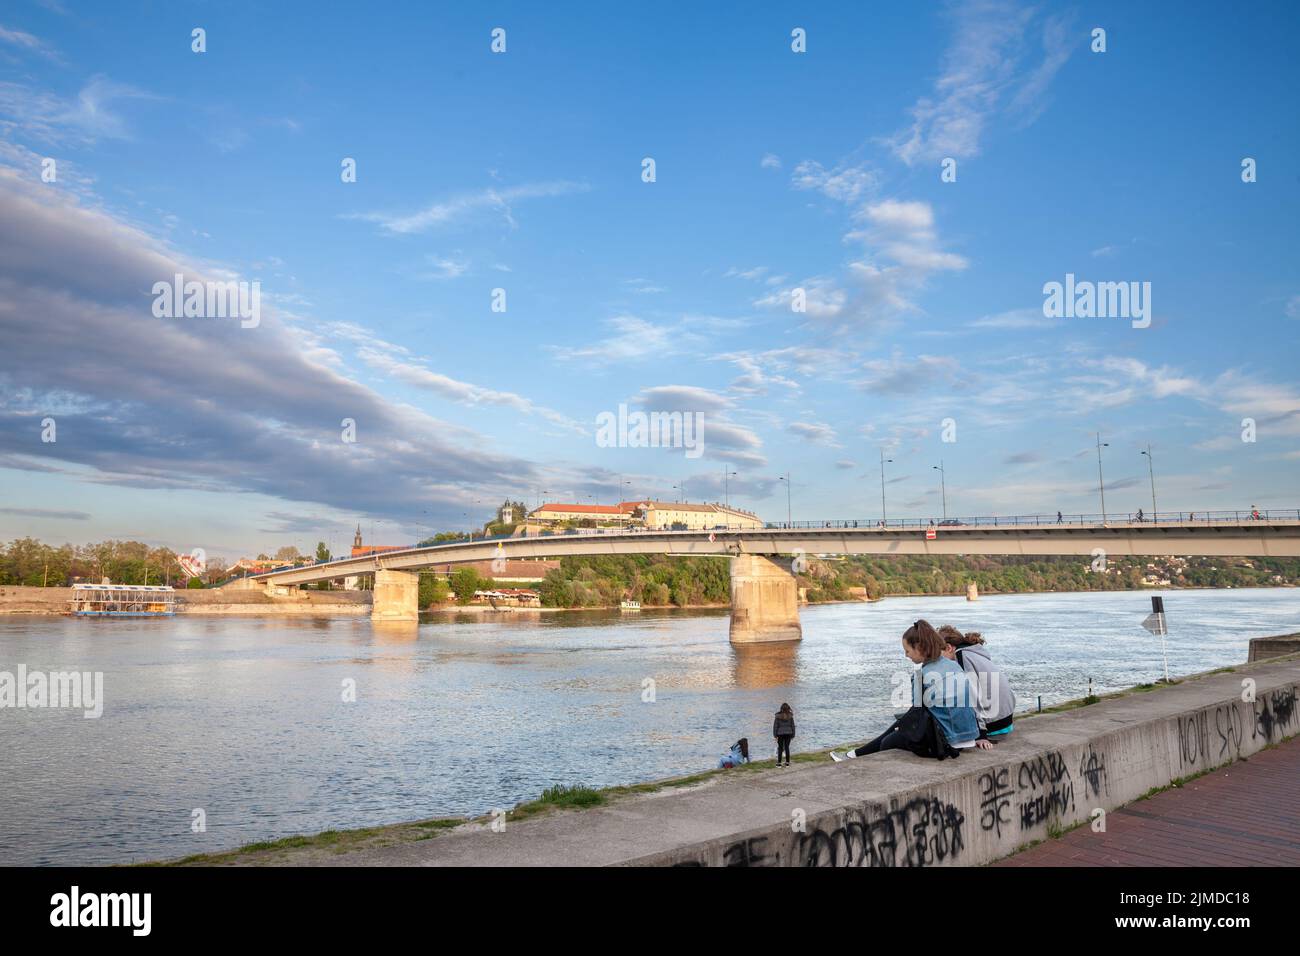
[1,588,1296,865]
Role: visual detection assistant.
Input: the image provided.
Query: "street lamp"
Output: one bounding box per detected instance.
[723,469,738,509]
[1095,432,1109,523]
[1141,445,1158,522]
[777,473,792,527]
[933,461,947,520]
[879,449,894,524]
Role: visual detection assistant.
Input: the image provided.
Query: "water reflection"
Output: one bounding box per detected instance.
[731,641,798,689]
[371,621,420,645]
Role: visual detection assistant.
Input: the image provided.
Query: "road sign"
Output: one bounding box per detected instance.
[1143,596,1170,684]
[925,527,936,540]
[1141,612,1167,635]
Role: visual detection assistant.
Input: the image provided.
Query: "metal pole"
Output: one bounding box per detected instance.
[1095,432,1109,523]
[934,461,947,520]
[1143,444,1157,520]
[879,449,893,523]
[785,473,792,526]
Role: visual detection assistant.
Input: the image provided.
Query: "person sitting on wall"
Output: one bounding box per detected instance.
[938,625,1016,740]
[717,737,750,769]
[830,620,992,762]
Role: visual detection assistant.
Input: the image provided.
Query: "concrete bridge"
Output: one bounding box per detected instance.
[228,516,1300,641]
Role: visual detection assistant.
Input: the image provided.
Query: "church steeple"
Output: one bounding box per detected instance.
[354,524,363,549]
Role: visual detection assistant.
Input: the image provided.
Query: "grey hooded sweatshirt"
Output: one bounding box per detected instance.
[954,643,1016,729]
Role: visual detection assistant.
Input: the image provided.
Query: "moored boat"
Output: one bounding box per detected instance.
[69,583,177,617]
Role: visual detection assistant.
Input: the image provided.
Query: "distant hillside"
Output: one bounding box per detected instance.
[536,553,1300,608]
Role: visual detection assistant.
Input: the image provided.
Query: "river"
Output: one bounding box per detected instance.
[1,587,1296,865]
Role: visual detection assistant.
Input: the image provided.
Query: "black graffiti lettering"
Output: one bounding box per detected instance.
[721,836,771,867]
[1215,704,1244,759]
[1017,750,1075,831]
[787,796,966,868]
[1255,687,1298,744]
[979,767,1014,836]
[1177,710,1210,767]
[1078,748,1107,799]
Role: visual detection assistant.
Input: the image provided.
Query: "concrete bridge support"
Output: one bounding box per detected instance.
[729,554,801,644]
[372,569,419,623]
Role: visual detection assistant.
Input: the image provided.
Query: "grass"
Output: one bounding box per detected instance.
[143,817,465,866]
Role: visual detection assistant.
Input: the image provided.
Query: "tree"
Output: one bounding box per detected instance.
[419,573,449,608]
[274,546,299,563]
[315,542,331,563]
[450,567,483,604]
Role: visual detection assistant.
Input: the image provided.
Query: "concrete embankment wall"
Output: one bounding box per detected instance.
[180,587,369,615]
[0,585,73,613]
[0,584,370,615]
[640,657,1300,867]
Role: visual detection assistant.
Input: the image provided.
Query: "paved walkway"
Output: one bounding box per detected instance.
[996,734,1300,867]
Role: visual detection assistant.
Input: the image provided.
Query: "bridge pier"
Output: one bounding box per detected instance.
[372,569,419,623]
[729,554,802,644]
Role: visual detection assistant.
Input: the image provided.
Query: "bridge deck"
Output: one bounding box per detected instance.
[236,520,1300,588]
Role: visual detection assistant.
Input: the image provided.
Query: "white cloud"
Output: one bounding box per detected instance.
[888,1,1073,166]
[788,421,841,447]
[969,307,1058,329]
[760,153,781,170]
[350,180,589,235]
[0,23,59,60]
[0,74,157,144]
[792,160,877,203]
[419,255,470,280]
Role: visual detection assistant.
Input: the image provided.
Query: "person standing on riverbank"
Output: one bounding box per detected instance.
[773,702,796,766]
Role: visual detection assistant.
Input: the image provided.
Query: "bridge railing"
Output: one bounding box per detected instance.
[760,509,1300,529]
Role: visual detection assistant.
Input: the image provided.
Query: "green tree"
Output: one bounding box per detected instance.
[315,542,331,563]
[450,567,483,604]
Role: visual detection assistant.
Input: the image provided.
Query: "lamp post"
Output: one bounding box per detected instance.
[777,473,792,527]
[1095,432,1109,523]
[723,469,737,509]
[933,461,947,520]
[1141,444,1158,522]
[879,449,894,524]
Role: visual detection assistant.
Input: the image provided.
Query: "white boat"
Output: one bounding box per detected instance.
[620,599,641,611]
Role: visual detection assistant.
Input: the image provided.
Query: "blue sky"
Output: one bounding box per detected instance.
[0,0,1297,559]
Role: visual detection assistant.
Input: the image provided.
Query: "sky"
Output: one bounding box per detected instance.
[0,0,1297,560]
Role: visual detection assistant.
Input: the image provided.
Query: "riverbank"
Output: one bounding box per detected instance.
[3,581,1293,617]
[148,639,1300,866]
[0,585,371,616]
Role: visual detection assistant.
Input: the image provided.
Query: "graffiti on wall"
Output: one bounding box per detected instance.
[1017,751,1075,830]
[1178,687,1299,771]
[675,686,1298,867]
[1254,686,1298,745]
